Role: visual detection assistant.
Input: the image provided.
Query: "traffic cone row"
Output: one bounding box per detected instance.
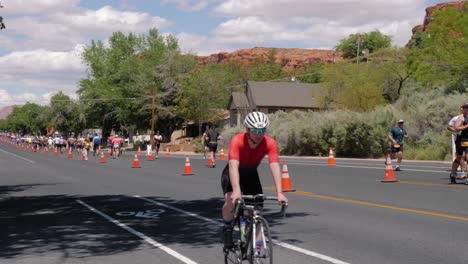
[382,154,398,183]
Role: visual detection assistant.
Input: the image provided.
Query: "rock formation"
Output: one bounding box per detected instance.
[198,47,343,71]
[412,1,466,34]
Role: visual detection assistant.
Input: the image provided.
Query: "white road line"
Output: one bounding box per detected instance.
[285,162,447,174]
[76,200,198,264]
[134,195,351,264]
[0,148,35,164]
[272,239,351,264]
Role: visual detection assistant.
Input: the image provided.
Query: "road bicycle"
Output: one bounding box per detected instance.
[224,194,287,264]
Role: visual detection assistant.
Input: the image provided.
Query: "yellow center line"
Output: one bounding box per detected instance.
[266,187,468,221]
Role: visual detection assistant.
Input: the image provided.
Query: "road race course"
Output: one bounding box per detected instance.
[1,141,468,264]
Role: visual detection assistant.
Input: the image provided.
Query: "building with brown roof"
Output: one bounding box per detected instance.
[228,81,324,127]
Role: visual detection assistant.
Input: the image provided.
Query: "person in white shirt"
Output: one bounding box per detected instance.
[449,104,468,183]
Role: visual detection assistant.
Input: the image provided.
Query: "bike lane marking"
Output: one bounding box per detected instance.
[77,199,198,264]
[134,195,351,264]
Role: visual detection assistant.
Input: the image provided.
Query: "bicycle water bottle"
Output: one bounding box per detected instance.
[240,220,247,242]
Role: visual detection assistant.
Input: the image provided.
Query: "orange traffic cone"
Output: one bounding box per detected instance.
[281,161,296,192]
[132,154,141,168]
[219,147,225,160]
[54,147,58,156]
[44,147,49,155]
[148,151,154,161]
[207,156,215,168]
[137,146,142,157]
[68,149,73,159]
[382,154,398,182]
[98,146,102,154]
[107,149,112,157]
[327,147,336,166]
[165,148,171,158]
[183,156,194,175]
[99,151,106,163]
[82,152,87,161]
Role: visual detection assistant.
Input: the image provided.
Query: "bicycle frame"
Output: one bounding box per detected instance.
[224,194,287,264]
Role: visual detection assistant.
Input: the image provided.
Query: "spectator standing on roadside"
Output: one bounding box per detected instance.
[388,119,408,171]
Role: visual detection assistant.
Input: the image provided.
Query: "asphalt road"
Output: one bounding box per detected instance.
[1,140,468,264]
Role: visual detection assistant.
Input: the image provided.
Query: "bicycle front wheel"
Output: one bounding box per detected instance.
[247,216,273,264]
[224,223,244,264]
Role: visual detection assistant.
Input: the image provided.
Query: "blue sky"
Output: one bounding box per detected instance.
[0,0,454,108]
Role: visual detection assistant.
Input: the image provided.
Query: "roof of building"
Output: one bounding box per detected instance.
[228,91,250,110]
[247,81,323,109]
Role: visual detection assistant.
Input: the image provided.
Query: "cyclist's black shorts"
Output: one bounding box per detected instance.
[221,165,262,196]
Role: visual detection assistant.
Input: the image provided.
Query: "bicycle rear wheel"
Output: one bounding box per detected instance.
[246,216,273,264]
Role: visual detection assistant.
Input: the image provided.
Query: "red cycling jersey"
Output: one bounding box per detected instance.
[228,132,279,168]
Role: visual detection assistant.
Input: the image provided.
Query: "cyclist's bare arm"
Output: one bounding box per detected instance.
[229,160,242,203]
[269,162,288,205]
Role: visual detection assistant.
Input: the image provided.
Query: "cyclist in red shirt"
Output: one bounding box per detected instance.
[221,111,288,248]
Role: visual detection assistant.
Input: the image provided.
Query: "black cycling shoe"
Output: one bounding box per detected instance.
[222,226,233,248]
[450,174,456,184]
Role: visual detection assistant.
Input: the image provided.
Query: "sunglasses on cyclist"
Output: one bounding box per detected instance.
[250,128,266,135]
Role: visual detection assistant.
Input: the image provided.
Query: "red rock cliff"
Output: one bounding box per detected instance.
[198,47,342,71]
[412,1,467,34]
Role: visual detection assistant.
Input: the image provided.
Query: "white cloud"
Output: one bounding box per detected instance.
[208,0,426,47]
[1,0,80,15]
[0,45,85,95]
[161,0,217,12]
[0,89,57,107]
[3,5,173,51]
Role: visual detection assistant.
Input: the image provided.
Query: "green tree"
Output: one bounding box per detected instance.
[49,92,84,135]
[407,4,468,93]
[176,63,238,134]
[5,103,49,135]
[370,47,411,102]
[248,49,285,81]
[320,62,387,111]
[79,28,197,139]
[295,62,324,83]
[336,30,392,60]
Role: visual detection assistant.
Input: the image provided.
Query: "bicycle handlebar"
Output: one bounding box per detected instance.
[232,194,288,217]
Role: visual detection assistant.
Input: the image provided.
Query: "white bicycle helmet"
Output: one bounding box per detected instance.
[243,111,270,129]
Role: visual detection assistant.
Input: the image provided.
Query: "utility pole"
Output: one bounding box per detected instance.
[150,87,155,150]
[356,33,361,64]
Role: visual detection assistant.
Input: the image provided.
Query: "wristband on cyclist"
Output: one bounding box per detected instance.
[277,191,283,195]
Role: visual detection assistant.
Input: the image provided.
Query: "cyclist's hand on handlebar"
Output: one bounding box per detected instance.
[277,192,288,206]
[230,190,242,205]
